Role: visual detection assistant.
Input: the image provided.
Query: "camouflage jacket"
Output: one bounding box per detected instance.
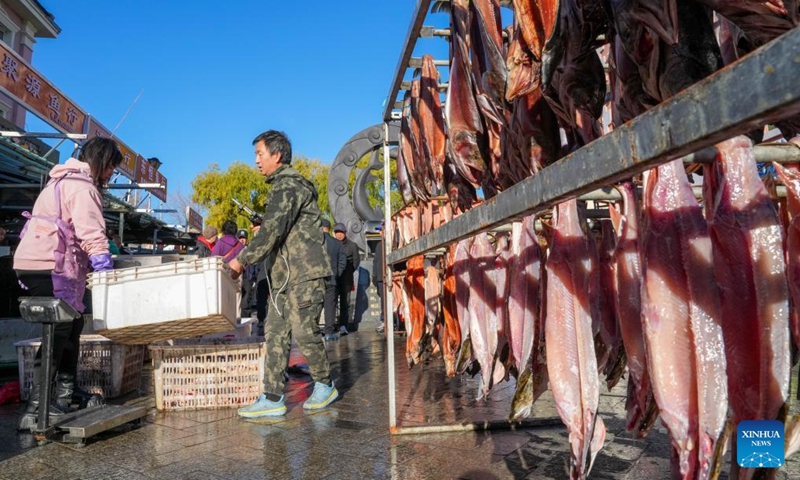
[236,165,331,287]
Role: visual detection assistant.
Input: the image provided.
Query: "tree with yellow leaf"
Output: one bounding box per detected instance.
[191,156,334,232]
[190,153,402,232]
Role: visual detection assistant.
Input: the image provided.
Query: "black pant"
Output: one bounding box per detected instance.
[336,282,353,329]
[256,278,269,322]
[375,281,384,323]
[323,282,337,335]
[15,271,84,382]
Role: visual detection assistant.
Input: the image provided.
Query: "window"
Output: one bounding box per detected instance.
[0,98,10,120]
[0,7,17,47]
[0,24,11,46]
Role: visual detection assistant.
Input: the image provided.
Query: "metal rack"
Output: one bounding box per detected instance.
[379,2,800,434]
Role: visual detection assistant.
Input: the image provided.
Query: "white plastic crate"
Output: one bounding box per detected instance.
[149,338,266,411]
[15,335,145,400]
[88,257,240,344]
[199,317,255,341]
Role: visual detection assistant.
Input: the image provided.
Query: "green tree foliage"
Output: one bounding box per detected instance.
[191,157,333,231]
[292,157,331,217]
[349,149,404,216]
[191,161,267,232]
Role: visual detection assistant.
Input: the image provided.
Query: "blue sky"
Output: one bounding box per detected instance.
[26,1,453,203]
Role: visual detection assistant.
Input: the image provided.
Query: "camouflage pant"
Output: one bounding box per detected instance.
[263,278,330,396]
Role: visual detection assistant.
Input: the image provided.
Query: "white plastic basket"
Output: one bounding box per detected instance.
[88,257,240,344]
[198,317,255,341]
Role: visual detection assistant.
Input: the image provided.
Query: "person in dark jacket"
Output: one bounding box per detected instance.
[373,228,385,333]
[333,222,360,335]
[195,225,217,258]
[321,219,347,340]
[229,129,336,417]
[211,220,243,263]
[237,229,249,246]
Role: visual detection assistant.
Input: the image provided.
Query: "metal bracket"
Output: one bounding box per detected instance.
[328,123,400,253]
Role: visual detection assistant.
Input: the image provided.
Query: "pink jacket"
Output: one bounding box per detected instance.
[14,158,109,271]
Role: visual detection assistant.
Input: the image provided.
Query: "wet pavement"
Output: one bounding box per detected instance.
[1,315,799,479]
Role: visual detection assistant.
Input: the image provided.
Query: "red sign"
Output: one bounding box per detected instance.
[186,207,203,232]
[85,117,138,180]
[0,43,86,134]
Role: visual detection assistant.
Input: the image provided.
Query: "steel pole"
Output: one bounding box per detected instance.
[119,212,125,246]
[37,323,55,432]
[383,122,397,430]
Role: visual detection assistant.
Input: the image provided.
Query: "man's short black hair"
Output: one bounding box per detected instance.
[252,130,292,165]
[222,220,237,236]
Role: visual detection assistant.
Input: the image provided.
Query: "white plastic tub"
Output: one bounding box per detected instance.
[88,258,240,344]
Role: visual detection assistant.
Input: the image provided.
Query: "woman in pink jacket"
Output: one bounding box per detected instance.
[14,137,122,430]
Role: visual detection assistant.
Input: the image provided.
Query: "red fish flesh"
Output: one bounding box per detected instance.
[609,181,658,437]
[545,198,605,479]
[703,136,790,480]
[642,159,727,479]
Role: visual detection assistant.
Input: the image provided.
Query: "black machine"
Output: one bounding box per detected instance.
[18,297,147,447]
[232,198,263,227]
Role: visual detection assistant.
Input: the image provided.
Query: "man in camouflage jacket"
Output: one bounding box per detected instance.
[229,130,337,417]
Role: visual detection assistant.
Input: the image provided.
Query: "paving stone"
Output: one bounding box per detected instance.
[235,431,314,459]
[141,455,230,479]
[601,436,647,462]
[400,448,510,480]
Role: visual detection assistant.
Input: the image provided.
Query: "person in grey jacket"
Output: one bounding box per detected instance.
[321,219,346,340]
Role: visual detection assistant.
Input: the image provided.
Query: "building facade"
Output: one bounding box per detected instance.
[0,0,59,128]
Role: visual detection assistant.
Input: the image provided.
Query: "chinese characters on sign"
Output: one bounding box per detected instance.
[135,155,167,202]
[152,172,167,203]
[0,43,170,206]
[186,207,203,232]
[0,44,86,134]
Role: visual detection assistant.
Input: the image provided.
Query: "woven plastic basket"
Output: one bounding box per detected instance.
[16,335,145,400]
[149,338,265,411]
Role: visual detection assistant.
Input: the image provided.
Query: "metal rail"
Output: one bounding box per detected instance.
[106,183,164,190]
[0,131,87,140]
[408,57,449,68]
[399,81,449,92]
[387,28,800,265]
[390,417,564,435]
[381,0,433,122]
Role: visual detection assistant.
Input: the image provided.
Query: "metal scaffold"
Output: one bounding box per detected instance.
[379,0,800,435]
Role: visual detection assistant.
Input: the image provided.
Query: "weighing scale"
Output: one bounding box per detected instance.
[18,297,147,447]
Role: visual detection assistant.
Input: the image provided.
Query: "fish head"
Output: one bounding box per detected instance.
[450,130,487,186]
[610,0,654,66]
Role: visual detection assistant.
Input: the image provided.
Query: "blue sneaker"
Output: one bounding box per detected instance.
[238,394,286,418]
[303,382,338,410]
[324,332,339,341]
